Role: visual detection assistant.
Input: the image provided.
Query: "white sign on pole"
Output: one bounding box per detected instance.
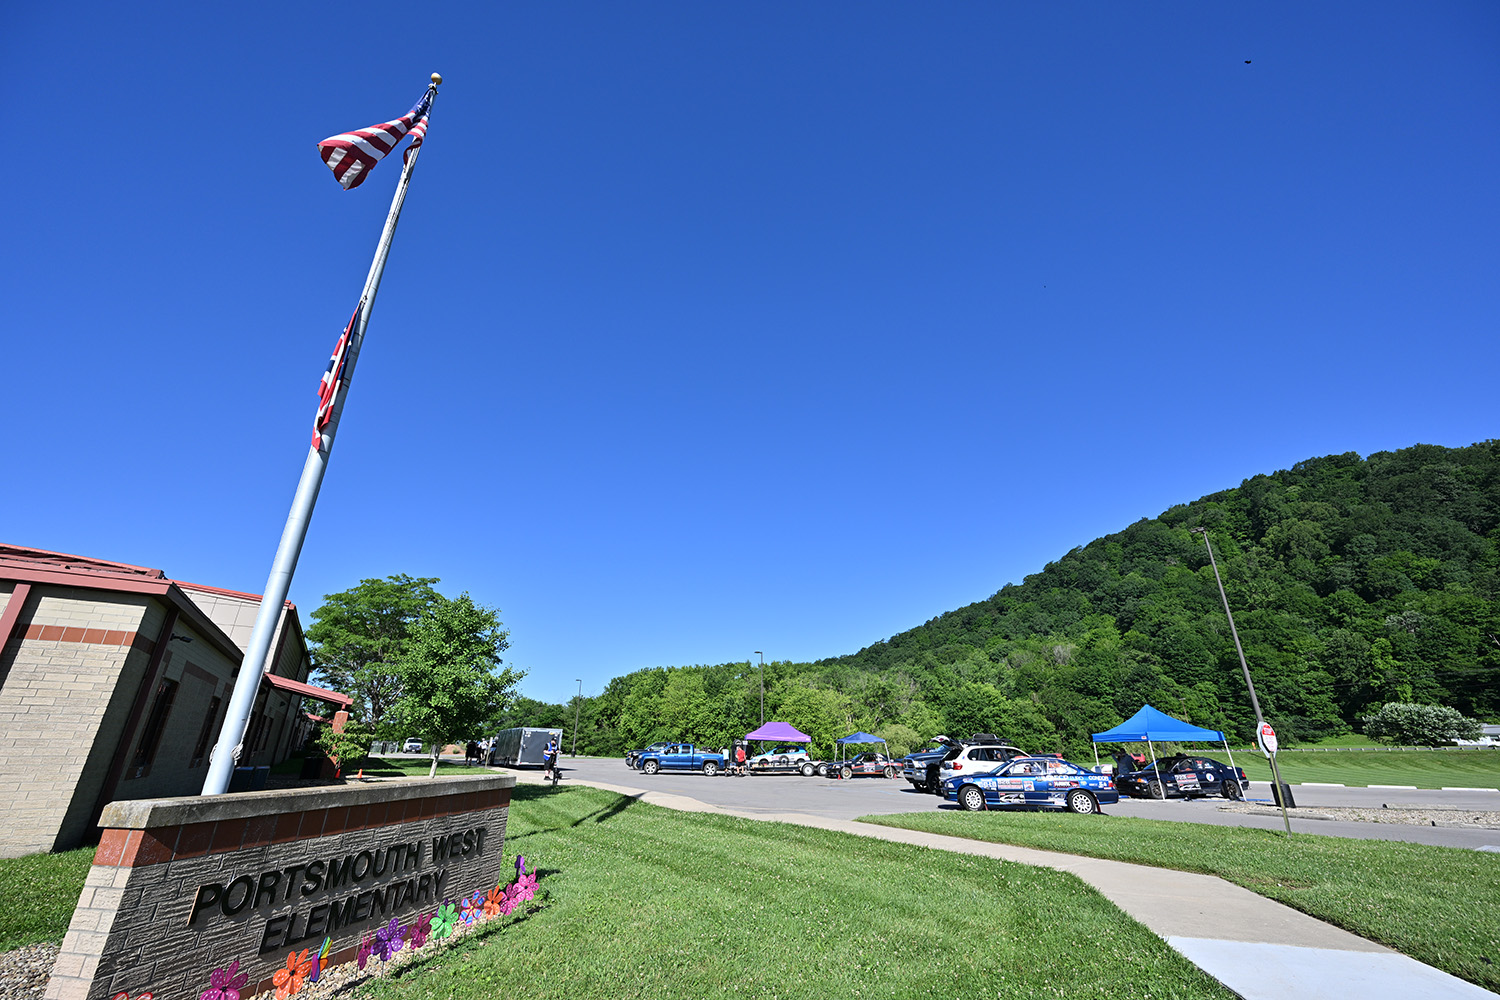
[1258,721,1278,756]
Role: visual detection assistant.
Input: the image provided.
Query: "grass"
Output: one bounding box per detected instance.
[0,846,97,951]
[858,809,1500,992]
[358,785,1233,1000]
[1221,747,1500,787]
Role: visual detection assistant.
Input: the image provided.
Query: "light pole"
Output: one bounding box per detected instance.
[570,679,582,757]
[1192,526,1292,836]
[753,651,764,725]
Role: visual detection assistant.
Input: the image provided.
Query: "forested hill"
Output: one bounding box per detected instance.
[529,441,1500,759]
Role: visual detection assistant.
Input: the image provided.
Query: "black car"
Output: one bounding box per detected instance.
[1116,754,1249,800]
[625,742,671,768]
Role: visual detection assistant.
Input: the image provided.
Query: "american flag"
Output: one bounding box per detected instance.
[317,88,433,190]
[313,302,364,449]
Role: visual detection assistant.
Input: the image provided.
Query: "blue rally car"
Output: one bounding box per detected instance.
[941,756,1119,814]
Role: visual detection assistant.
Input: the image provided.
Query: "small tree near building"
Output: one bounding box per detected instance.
[392,594,522,777]
[1360,702,1482,746]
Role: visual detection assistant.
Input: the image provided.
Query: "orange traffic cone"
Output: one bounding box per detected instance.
[356,768,364,781]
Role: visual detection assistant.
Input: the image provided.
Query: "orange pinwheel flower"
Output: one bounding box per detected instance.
[273,949,312,1000]
[482,886,504,918]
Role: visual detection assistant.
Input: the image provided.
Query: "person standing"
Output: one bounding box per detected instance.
[734,742,747,776]
[544,738,559,780]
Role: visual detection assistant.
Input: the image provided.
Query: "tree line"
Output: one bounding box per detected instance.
[311,441,1499,763]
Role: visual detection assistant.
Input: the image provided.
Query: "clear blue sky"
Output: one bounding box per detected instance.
[5,4,1496,704]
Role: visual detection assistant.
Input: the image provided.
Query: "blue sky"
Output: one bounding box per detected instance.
[5,4,1496,704]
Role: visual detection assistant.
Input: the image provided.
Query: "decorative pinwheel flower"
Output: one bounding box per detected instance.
[308,939,332,984]
[459,891,484,925]
[409,911,433,948]
[482,886,505,919]
[515,855,527,878]
[515,869,539,903]
[374,917,407,962]
[498,882,519,917]
[272,949,312,1000]
[356,934,374,970]
[432,901,459,939]
[201,959,249,1000]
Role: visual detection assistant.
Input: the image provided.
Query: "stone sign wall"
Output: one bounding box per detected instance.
[45,773,515,1000]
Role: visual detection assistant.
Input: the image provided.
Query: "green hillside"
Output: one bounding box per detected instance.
[523,442,1500,759]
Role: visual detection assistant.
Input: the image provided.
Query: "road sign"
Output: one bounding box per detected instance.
[1258,722,1278,755]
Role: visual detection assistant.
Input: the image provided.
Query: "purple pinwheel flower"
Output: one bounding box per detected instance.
[201,959,249,1000]
[374,918,407,962]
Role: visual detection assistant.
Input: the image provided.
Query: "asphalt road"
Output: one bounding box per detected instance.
[534,755,1500,850]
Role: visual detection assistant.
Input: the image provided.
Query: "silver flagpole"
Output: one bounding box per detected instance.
[203,74,442,795]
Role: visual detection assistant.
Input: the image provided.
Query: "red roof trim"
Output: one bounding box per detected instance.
[262,672,352,707]
[174,579,297,611]
[0,543,164,580]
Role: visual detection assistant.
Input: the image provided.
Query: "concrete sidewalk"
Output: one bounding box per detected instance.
[521,771,1497,999]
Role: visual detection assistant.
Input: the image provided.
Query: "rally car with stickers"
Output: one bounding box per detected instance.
[940,756,1119,814]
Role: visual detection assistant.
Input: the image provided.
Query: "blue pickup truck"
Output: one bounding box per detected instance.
[637,744,726,776]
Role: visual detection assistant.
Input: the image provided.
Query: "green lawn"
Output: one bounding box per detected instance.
[0,846,97,951]
[1222,747,1500,788]
[360,785,1232,1000]
[0,787,1231,998]
[858,809,1500,992]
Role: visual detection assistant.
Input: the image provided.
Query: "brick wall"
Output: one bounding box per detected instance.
[46,774,514,1000]
[0,589,154,858]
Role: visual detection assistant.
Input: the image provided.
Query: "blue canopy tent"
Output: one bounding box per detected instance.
[834,731,887,764]
[1090,704,1237,776]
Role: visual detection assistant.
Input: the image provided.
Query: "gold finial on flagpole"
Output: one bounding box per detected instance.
[431,73,443,86]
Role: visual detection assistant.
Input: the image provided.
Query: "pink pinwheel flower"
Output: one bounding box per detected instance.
[409,911,433,948]
[356,934,373,970]
[201,959,249,1000]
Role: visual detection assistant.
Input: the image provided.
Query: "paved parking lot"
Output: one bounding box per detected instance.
[536,756,1500,849]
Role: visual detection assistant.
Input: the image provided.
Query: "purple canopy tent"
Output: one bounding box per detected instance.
[743,721,811,742]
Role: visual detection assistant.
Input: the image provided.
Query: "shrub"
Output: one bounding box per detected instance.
[1359,702,1482,746]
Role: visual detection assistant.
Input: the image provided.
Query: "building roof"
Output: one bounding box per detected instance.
[0,543,245,664]
[0,543,347,706]
[263,672,352,707]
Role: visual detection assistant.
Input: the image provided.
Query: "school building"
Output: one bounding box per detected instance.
[0,544,350,858]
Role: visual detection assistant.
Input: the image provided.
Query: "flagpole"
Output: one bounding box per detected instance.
[202,74,442,796]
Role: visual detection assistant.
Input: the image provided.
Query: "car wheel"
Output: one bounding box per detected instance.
[1149,780,1165,799]
[883,765,895,779]
[913,782,928,793]
[959,785,986,812]
[778,755,789,766]
[642,760,659,775]
[703,761,719,777]
[1222,780,1243,800]
[800,762,815,777]
[840,765,853,780]
[816,763,828,776]
[1067,790,1100,815]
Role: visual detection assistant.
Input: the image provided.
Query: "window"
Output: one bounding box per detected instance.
[128,679,179,779]
[190,696,222,768]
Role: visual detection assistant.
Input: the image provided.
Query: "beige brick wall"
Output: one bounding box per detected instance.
[114,617,240,803]
[0,589,151,857]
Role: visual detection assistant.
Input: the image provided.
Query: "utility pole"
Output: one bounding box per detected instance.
[571,679,582,756]
[754,651,765,725]
[1192,526,1292,836]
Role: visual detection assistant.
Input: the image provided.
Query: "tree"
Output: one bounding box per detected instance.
[1360,702,1482,746]
[314,719,374,776]
[391,593,522,777]
[306,575,443,735]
